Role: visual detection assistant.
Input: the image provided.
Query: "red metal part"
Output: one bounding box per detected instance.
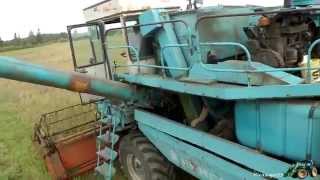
[37,133,98,180]
[45,152,68,179]
[56,133,97,177]
[33,103,100,180]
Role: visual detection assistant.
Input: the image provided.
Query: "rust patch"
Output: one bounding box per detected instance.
[45,152,68,180]
[70,75,90,93]
[41,134,97,179]
[56,134,97,177]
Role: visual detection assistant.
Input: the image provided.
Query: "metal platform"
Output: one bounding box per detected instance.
[118,73,320,100]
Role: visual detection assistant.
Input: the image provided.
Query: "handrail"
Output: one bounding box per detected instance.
[193,7,320,85]
[105,19,193,49]
[197,39,320,86]
[108,40,320,84]
[104,19,193,75]
[104,7,320,85]
[198,40,320,73]
[200,42,252,65]
[107,45,141,72]
[107,45,189,74]
[199,42,254,86]
[160,44,191,76]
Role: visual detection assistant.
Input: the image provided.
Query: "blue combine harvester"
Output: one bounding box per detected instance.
[2,0,320,179]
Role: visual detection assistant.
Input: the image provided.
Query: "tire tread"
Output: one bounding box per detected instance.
[119,131,176,180]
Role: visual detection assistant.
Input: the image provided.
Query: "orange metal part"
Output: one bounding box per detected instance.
[40,133,98,179]
[45,152,68,179]
[56,133,98,177]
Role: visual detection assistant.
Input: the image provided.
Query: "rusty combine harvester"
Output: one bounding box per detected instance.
[3,0,320,179]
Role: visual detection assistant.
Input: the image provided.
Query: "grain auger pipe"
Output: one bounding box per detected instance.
[0,56,143,102]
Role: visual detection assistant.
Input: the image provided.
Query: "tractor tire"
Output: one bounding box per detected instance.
[119,131,176,180]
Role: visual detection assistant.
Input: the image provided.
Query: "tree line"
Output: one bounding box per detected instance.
[0,29,68,52]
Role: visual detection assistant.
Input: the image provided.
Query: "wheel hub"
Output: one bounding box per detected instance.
[127,154,145,180]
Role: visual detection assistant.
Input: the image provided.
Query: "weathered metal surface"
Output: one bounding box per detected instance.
[45,152,68,179]
[39,134,98,179]
[138,123,263,180]
[118,73,320,100]
[56,134,97,176]
[3,3,320,179]
[235,100,320,165]
[33,103,100,179]
[139,9,188,77]
[135,110,291,175]
[69,75,91,93]
[83,0,180,22]
[189,61,303,86]
[0,56,143,101]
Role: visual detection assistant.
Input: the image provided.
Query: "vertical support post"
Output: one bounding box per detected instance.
[284,0,293,7]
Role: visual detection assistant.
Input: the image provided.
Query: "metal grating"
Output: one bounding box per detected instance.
[35,103,99,145]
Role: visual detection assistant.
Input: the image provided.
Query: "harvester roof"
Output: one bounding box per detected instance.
[83,0,180,23]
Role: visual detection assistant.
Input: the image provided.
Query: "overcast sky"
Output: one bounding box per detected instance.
[0,0,282,41]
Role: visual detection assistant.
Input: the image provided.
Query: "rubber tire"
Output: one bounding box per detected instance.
[119,131,176,180]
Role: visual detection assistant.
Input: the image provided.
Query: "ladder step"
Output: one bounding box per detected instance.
[97,131,119,144]
[97,147,118,161]
[95,163,116,178]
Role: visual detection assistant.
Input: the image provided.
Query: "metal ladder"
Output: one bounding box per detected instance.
[95,110,120,180]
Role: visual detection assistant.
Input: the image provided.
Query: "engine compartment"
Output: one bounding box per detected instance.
[245,12,320,68]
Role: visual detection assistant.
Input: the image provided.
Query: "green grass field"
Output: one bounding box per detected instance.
[0,42,81,179]
[0,29,131,179]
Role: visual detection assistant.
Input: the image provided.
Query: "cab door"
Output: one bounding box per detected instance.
[67,23,111,103]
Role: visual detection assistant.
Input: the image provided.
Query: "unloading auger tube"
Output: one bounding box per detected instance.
[0,56,143,101]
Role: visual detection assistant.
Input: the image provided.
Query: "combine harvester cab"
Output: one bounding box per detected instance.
[4,0,320,179]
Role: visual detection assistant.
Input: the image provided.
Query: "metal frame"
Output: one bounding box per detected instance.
[118,73,320,99]
[135,110,295,179]
[195,7,320,30]
[105,7,320,86]
[103,7,320,99]
[108,44,190,74]
[67,6,320,86]
[68,18,193,80]
[104,19,192,45]
[35,103,98,144]
[85,7,181,23]
[62,5,320,179]
[194,7,320,85]
[104,19,192,77]
[139,123,264,179]
[67,22,114,104]
[67,22,112,79]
